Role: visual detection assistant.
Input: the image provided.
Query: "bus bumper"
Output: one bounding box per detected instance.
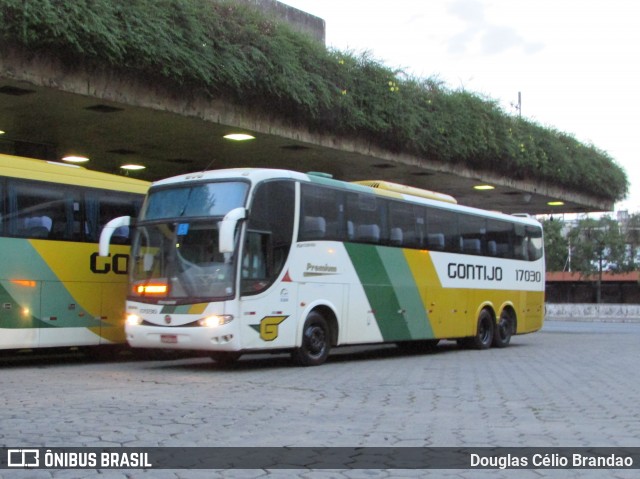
[125,323,240,351]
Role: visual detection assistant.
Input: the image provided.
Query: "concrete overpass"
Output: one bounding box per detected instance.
[0,2,612,215]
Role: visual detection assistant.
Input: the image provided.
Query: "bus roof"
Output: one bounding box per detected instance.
[149,167,542,227]
[0,154,150,194]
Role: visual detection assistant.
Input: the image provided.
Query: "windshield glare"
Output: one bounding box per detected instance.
[131,222,236,302]
[141,181,249,220]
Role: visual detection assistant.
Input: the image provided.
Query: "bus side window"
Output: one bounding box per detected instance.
[242,180,294,296]
[299,184,342,241]
[388,201,422,248]
[462,238,482,255]
[303,216,327,239]
[389,227,403,246]
[242,231,268,280]
[525,225,544,261]
[427,233,445,251]
[513,225,529,260]
[356,223,380,243]
[459,214,486,256]
[346,192,386,245]
[486,219,515,258]
[427,207,460,253]
[88,191,141,243]
[7,181,74,240]
[24,216,52,238]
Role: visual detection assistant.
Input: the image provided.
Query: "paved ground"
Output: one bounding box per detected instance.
[1,321,639,479]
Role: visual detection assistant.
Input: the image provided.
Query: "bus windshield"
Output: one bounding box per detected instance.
[131,181,249,303]
[141,181,248,221]
[130,221,237,302]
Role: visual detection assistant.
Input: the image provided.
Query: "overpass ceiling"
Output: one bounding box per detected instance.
[0,78,599,215]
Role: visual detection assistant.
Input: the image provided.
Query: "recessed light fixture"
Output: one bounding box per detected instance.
[223,133,255,141]
[474,184,495,190]
[120,164,146,171]
[62,155,90,163]
[547,201,565,206]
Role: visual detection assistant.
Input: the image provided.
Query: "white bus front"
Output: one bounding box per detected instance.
[124,179,249,354]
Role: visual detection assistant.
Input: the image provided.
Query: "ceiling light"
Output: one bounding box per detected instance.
[547,201,565,206]
[62,155,90,163]
[223,133,255,141]
[474,184,495,190]
[120,164,146,171]
[0,130,5,135]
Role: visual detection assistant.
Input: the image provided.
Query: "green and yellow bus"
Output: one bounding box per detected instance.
[100,168,544,365]
[0,154,148,350]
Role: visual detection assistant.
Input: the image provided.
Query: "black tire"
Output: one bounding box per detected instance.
[492,309,513,348]
[291,312,331,366]
[471,309,494,350]
[210,351,242,365]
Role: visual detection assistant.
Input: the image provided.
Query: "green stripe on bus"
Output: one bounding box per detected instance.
[344,243,411,341]
[376,247,434,340]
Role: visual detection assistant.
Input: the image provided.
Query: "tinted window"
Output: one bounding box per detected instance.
[299,184,344,241]
[7,181,79,240]
[346,192,385,244]
[142,182,249,220]
[427,207,459,252]
[2,179,143,243]
[242,180,295,295]
[87,191,142,244]
[388,201,423,248]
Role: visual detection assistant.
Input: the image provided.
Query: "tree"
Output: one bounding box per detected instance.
[566,215,630,303]
[621,212,640,271]
[541,218,569,271]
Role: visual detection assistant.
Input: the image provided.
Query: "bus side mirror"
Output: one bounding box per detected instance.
[99,216,131,256]
[219,207,246,254]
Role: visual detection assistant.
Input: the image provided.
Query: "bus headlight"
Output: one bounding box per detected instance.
[126,314,142,326]
[198,315,234,328]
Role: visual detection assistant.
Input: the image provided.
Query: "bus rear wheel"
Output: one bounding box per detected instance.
[493,309,514,348]
[291,312,331,366]
[471,309,494,350]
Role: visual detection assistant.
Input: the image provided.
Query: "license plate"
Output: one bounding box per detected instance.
[161,334,178,344]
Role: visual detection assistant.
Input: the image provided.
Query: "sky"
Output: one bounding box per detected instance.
[280,0,639,213]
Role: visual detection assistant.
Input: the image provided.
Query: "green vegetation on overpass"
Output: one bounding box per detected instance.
[0,0,628,204]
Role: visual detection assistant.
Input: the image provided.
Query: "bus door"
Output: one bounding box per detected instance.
[238,180,296,350]
[239,229,298,349]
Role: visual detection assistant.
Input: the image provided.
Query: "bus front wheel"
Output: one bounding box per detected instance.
[292,312,331,366]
